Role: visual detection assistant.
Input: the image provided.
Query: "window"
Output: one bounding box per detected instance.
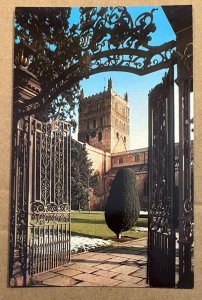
[86,135,89,143]
[135,155,140,162]
[98,131,102,141]
[124,136,126,143]
[93,119,96,128]
[119,157,123,164]
[116,132,119,139]
[87,120,89,130]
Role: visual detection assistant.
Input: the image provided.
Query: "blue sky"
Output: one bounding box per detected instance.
[70,6,176,149]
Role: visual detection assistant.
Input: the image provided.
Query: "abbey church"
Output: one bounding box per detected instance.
[78,78,188,211]
[78,78,149,210]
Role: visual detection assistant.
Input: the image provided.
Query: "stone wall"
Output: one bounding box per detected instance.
[111,148,148,167]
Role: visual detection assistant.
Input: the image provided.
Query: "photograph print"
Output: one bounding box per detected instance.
[10,5,194,288]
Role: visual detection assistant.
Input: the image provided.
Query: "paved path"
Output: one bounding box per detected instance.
[32,237,148,287]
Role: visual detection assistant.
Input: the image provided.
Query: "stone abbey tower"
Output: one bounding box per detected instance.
[77,78,189,211]
[78,78,130,153]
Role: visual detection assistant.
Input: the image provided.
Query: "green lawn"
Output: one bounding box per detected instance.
[71,211,148,240]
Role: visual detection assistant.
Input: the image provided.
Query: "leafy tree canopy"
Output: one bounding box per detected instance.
[15,7,82,128]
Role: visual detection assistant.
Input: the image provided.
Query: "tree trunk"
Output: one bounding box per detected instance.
[117,233,121,240]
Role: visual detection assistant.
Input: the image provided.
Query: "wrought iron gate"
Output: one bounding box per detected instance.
[148,67,175,287]
[10,117,71,285]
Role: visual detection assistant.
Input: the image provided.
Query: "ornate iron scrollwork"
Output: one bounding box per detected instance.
[29,118,71,224]
[14,7,176,118]
[10,117,72,284]
[80,7,157,52]
[80,7,176,75]
[148,69,175,287]
[149,76,173,235]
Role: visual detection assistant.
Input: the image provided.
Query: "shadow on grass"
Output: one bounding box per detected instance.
[71,231,104,239]
[71,231,147,241]
[71,217,148,227]
[71,218,105,225]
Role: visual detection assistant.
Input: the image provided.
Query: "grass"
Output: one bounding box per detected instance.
[71,211,148,240]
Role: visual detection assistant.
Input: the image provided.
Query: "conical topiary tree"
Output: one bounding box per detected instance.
[105,168,140,240]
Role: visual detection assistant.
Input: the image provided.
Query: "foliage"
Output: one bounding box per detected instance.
[15,7,93,209]
[71,211,147,240]
[15,7,81,128]
[105,168,140,239]
[71,139,93,209]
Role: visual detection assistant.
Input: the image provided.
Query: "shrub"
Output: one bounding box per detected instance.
[105,168,140,239]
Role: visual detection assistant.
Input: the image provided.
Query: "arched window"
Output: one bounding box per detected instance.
[119,157,123,164]
[116,132,119,139]
[93,119,96,128]
[86,134,89,143]
[124,136,126,143]
[98,131,102,141]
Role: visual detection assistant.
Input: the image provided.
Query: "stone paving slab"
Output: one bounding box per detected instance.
[120,260,138,265]
[43,275,79,286]
[75,281,100,286]
[51,264,74,273]
[93,269,121,278]
[31,237,148,287]
[72,253,115,264]
[107,256,128,263]
[116,281,141,287]
[68,263,100,274]
[72,273,122,286]
[93,262,120,271]
[113,273,143,284]
[33,271,60,281]
[55,269,82,277]
[71,259,101,267]
[130,267,147,279]
[135,279,148,287]
[107,252,143,260]
[87,253,115,261]
[111,264,140,274]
